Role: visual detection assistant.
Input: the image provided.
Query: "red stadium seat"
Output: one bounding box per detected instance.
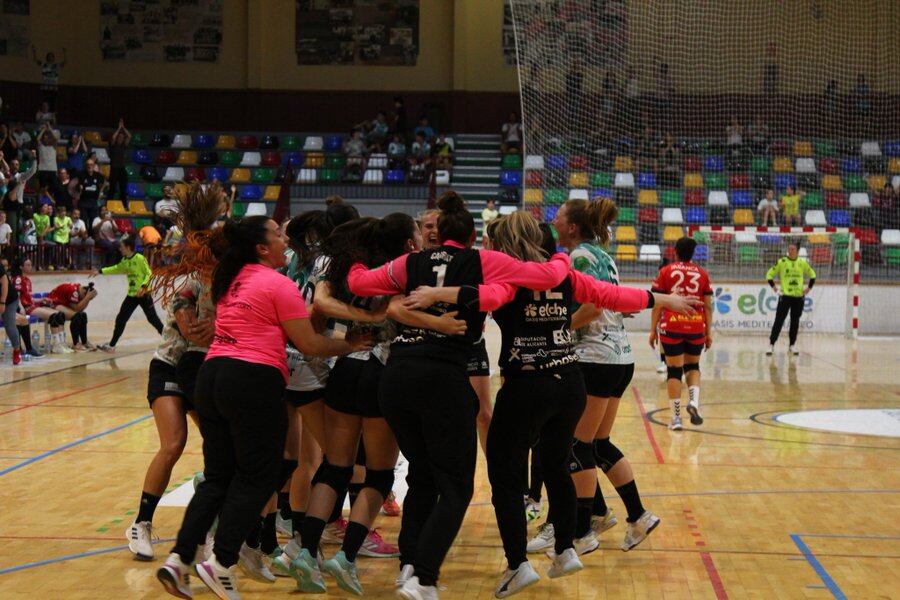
[811,246,832,264]
[185,167,206,182]
[525,171,543,186]
[684,190,705,205]
[638,207,659,223]
[728,173,749,189]
[156,150,176,165]
[683,155,701,171]
[261,151,281,167]
[238,135,258,149]
[857,228,878,245]
[114,218,134,235]
[825,192,847,208]
[818,157,839,174]
[569,155,588,170]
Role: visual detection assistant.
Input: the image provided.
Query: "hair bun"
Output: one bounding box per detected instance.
[437,190,466,214]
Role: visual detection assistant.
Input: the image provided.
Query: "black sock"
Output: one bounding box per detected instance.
[300,516,327,553]
[136,491,161,523]
[592,480,609,516]
[616,480,646,523]
[576,497,593,538]
[292,511,306,538]
[260,512,278,554]
[329,490,346,523]
[17,326,33,352]
[348,482,364,508]
[341,520,369,562]
[278,492,291,521]
[245,516,263,549]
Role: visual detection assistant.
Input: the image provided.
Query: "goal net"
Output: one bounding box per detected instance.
[506,0,900,316]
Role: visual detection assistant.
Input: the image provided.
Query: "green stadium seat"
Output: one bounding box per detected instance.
[545,189,566,204]
[319,168,340,184]
[220,150,241,166]
[130,132,148,147]
[692,230,710,244]
[133,217,152,231]
[231,202,247,217]
[739,246,760,263]
[750,157,770,173]
[801,191,823,210]
[282,136,301,151]
[252,168,275,184]
[591,172,613,187]
[501,154,523,169]
[835,246,848,265]
[885,247,900,266]
[661,189,683,207]
[325,154,346,169]
[832,232,849,246]
[843,174,866,192]
[704,172,726,189]
[145,183,164,199]
[126,165,140,181]
[617,207,635,223]
[814,140,836,157]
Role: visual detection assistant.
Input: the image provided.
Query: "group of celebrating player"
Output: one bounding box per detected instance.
[126,182,721,600]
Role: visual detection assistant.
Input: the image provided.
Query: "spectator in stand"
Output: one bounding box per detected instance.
[2,182,20,244]
[53,205,73,268]
[757,189,779,226]
[93,207,122,265]
[853,73,871,118]
[0,152,9,196]
[413,116,435,141]
[780,185,803,227]
[658,132,680,187]
[501,112,522,154]
[410,133,431,166]
[875,182,898,228]
[747,115,770,155]
[6,154,37,241]
[34,202,55,248]
[0,210,11,248]
[38,186,55,209]
[387,134,407,167]
[482,199,499,225]
[432,134,454,170]
[78,157,105,229]
[36,123,59,190]
[67,131,89,173]
[391,96,407,137]
[69,208,94,269]
[155,184,179,218]
[108,118,131,201]
[35,102,56,128]
[365,111,390,151]
[636,125,658,173]
[51,167,74,211]
[21,206,37,245]
[0,124,18,162]
[31,45,66,110]
[10,123,32,157]
[344,130,368,169]
[726,117,743,153]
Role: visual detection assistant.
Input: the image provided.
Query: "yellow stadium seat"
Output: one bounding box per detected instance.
[229,168,251,183]
[263,185,280,201]
[128,200,152,215]
[106,200,129,215]
[615,225,637,243]
[772,157,793,172]
[56,146,67,162]
[793,141,813,156]
[569,172,588,188]
[524,188,543,205]
[663,226,683,242]
[867,174,887,192]
[84,131,106,147]
[683,172,703,188]
[889,158,900,174]
[305,152,324,168]
[807,233,830,245]
[176,151,198,165]
[99,164,110,178]
[733,208,754,225]
[614,156,633,172]
[821,175,842,191]
[638,189,658,205]
[216,135,236,149]
[616,245,637,262]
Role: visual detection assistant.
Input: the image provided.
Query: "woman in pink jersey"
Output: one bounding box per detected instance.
[157,215,371,600]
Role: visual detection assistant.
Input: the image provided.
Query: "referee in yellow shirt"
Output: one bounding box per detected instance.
[766,243,816,355]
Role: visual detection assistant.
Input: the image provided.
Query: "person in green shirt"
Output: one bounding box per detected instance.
[52,205,72,244]
[765,243,816,356]
[34,202,54,243]
[92,235,163,352]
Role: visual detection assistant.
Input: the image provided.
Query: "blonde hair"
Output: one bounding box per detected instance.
[489,211,547,263]
[562,197,618,246]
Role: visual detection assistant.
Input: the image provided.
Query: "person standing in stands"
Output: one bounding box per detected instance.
[108,118,132,202]
[766,243,815,356]
[78,157,105,232]
[93,235,163,353]
[31,45,66,110]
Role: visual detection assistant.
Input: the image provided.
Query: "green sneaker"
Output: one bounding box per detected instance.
[324,550,363,596]
[290,548,326,593]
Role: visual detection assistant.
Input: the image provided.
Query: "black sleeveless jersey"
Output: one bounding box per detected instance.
[492,275,579,375]
[391,245,486,367]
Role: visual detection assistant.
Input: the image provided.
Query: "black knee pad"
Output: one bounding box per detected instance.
[311,459,354,494]
[667,366,684,381]
[363,468,394,499]
[50,312,66,327]
[278,458,298,489]
[568,439,597,474]
[592,438,624,474]
[683,363,699,373]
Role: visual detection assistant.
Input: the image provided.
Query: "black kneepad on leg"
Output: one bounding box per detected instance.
[311,459,354,494]
[683,363,699,373]
[667,365,684,381]
[50,312,66,327]
[363,468,394,499]
[568,439,597,474]
[592,438,624,474]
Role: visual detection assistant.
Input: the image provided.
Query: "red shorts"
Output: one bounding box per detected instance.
[660,330,705,356]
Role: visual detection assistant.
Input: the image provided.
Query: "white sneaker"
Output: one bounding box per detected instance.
[547,548,583,579]
[494,561,539,598]
[125,521,154,561]
[621,510,661,551]
[686,399,703,426]
[238,543,275,583]
[524,496,543,523]
[656,361,667,374]
[157,553,193,599]
[275,513,293,537]
[668,415,683,431]
[590,509,618,536]
[195,554,240,600]
[526,522,555,553]
[789,345,799,356]
[395,564,415,588]
[397,575,439,600]
[52,343,74,354]
[572,531,600,556]
[766,345,774,356]
[322,517,347,545]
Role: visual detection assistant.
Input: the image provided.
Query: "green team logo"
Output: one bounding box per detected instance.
[572,256,591,272]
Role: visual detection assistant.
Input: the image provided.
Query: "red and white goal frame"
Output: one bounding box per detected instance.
[687,225,860,339]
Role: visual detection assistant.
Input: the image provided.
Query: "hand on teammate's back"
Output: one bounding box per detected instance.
[404,285,441,310]
[436,311,467,336]
[188,318,215,347]
[347,329,375,353]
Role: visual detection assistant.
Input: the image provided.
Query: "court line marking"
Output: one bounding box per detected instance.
[790,534,847,600]
[0,376,131,417]
[0,414,153,477]
[752,409,900,439]
[0,539,173,576]
[631,386,665,463]
[0,348,152,388]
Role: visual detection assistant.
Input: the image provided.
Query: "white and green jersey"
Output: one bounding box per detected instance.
[570,242,634,365]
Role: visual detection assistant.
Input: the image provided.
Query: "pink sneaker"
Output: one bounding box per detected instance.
[358,528,400,558]
[321,517,348,545]
[381,491,401,517]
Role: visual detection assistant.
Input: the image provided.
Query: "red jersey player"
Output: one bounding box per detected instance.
[649,237,713,430]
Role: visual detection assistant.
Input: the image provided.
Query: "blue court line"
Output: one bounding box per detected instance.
[791,534,848,600]
[803,533,900,541]
[0,539,173,576]
[0,414,153,477]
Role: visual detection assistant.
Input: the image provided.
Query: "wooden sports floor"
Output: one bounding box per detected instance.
[1,321,898,599]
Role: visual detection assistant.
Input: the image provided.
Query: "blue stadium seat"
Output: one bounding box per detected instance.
[775,174,796,190]
[194,134,215,149]
[500,170,522,186]
[544,205,559,222]
[208,166,229,182]
[592,188,613,200]
[283,152,303,167]
[126,183,146,199]
[638,172,657,188]
[841,158,861,173]
[386,169,406,184]
[325,136,344,152]
[730,190,753,207]
[132,149,152,165]
[828,209,850,226]
[240,184,263,200]
[704,155,724,171]
[884,141,900,157]
[547,155,566,170]
[685,207,707,224]
[694,245,709,261]
[759,234,781,244]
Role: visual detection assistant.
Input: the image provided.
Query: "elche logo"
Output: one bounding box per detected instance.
[712,286,813,315]
[524,303,568,318]
[525,304,538,317]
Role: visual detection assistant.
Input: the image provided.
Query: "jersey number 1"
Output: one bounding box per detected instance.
[432,264,447,287]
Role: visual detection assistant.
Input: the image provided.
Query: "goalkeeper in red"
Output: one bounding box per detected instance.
[765,243,816,356]
[649,237,714,431]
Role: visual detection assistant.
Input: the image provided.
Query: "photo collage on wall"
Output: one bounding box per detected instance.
[295,0,419,66]
[100,0,223,63]
[0,0,30,57]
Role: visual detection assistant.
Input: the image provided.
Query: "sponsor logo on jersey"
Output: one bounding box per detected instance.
[524,303,568,319]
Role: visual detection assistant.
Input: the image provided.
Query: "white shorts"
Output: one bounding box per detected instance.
[758,200,778,211]
[286,346,333,392]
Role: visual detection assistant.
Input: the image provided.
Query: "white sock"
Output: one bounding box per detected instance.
[55,332,64,345]
[689,386,700,406]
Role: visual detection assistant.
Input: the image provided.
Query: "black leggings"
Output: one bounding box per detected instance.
[70,312,89,345]
[488,370,586,568]
[108,167,128,201]
[172,357,288,567]
[379,356,478,587]
[110,294,163,347]
[769,295,805,345]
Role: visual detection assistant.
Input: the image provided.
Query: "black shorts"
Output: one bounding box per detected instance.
[324,355,385,418]
[580,363,635,398]
[148,358,189,407]
[660,331,705,357]
[176,350,206,405]
[285,388,324,408]
[466,339,490,377]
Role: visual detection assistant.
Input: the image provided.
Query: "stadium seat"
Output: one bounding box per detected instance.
[663,225,683,242]
[638,208,658,223]
[842,174,865,192]
[275,135,298,151]
[660,208,682,225]
[218,150,241,167]
[842,157,861,173]
[239,152,261,167]
[106,200,129,215]
[500,170,522,186]
[693,244,708,261]
[639,244,662,262]
[887,248,900,266]
[817,157,838,174]
[684,190,704,206]
[258,135,278,150]
[733,209,754,225]
[82,130,105,147]
[171,134,192,149]
[176,151,198,165]
[730,190,753,207]
[772,157,793,172]
[318,168,340,184]
[525,171,543,186]
[126,183,146,199]
[252,168,274,184]
[525,155,544,170]
[795,158,816,173]
[282,152,303,167]
[259,152,280,167]
[150,133,171,148]
[729,173,749,189]
[545,189,566,204]
[318,136,339,152]
[705,172,726,189]
[888,158,900,174]
[568,189,589,201]
[192,134,214,149]
[128,200,152,216]
[637,172,656,189]
[883,141,900,157]
[736,231,758,245]
[145,183,164,199]
[114,218,134,234]
[614,156,633,171]
[162,167,184,182]
[793,140,813,156]
[614,173,635,188]
[128,132,147,147]
[804,210,827,226]
[229,168,251,183]
[368,154,388,169]
[800,191,823,209]
[707,191,729,206]
[683,173,703,188]
[617,207,635,223]
[857,228,878,245]
[215,135,236,149]
[615,226,637,243]
[703,156,724,172]
[502,154,523,169]
[140,165,160,182]
[435,170,450,185]
[238,136,258,150]
[240,185,263,200]
[359,169,380,185]
[198,151,218,165]
[205,166,227,183]
[750,157,770,173]
[797,173,820,191]
[685,207,707,224]
[860,141,881,156]
[244,202,268,217]
[774,174,796,190]
[547,155,566,170]
[770,140,791,155]
[569,155,587,170]
[524,188,542,205]
[615,245,637,261]
[325,154,346,169]
[382,169,403,184]
[155,149,176,165]
[569,172,588,188]
[820,175,842,191]
[593,188,613,200]
[304,153,324,168]
[814,140,836,157]
[543,206,558,222]
[881,229,900,245]
[257,185,278,202]
[660,190,682,207]
[810,246,832,265]
[638,189,658,206]
[591,172,613,187]
[132,149,152,165]
[738,245,760,263]
[849,192,871,208]
[825,192,847,208]
[828,210,850,226]
[683,156,701,171]
[303,136,324,152]
[866,174,886,192]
